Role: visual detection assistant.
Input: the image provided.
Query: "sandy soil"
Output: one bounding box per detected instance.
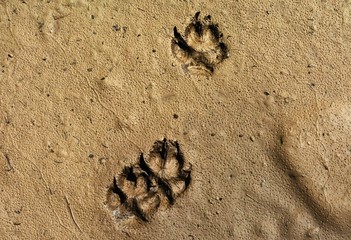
[1,0,351,239]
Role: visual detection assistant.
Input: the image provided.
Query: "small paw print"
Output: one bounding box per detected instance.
[171,12,229,76]
[106,139,192,222]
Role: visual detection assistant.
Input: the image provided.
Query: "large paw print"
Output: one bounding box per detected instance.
[106,139,192,222]
[171,12,229,76]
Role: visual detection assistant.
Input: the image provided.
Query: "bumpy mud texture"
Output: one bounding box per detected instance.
[106,139,192,222]
[171,12,229,76]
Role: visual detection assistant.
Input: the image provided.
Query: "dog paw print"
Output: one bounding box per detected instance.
[106,139,192,222]
[171,12,229,76]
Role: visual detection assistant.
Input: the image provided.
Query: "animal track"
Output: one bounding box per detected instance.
[171,12,229,76]
[106,139,192,222]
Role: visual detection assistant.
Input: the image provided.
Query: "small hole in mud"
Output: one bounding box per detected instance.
[288,172,298,180]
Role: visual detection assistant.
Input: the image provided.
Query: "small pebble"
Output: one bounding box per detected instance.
[57,149,68,157]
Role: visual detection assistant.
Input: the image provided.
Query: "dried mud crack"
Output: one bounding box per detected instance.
[171,12,229,76]
[106,139,192,222]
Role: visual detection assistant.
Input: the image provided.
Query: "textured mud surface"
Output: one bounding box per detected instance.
[1,1,351,239]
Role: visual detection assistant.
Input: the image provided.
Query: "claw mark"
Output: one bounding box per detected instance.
[106,139,192,222]
[171,12,229,76]
[4,153,14,172]
[112,177,127,204]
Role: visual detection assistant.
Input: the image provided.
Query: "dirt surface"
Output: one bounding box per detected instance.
[1,0,351,239]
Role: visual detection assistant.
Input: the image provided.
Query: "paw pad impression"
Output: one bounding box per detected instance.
[106,139,192,222]
[171,12,229,76]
